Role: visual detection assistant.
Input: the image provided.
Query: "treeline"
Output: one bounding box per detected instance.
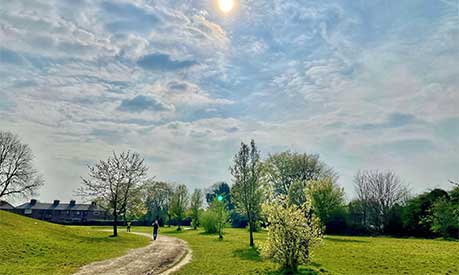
[1,130,457,240]
[111,142,459,240]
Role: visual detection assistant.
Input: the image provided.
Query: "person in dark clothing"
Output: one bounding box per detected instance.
[126,221,131,232]
[153,220,159,240]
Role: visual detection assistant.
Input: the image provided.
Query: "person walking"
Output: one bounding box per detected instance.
[152,220,159,240]
[126,221,131,232]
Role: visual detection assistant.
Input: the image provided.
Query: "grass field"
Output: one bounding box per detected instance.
[0,211,149,275]
[1,211,458,275]
[128,226,459,275]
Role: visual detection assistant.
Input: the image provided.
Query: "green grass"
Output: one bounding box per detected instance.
[128,226,459,275]
[0,211,150,275]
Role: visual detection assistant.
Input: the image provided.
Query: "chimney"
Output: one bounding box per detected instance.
[53,200,60,206]
[69,200,76,207]
[30,199,37,206]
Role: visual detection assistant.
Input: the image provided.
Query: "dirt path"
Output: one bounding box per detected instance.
[72,231,192,275]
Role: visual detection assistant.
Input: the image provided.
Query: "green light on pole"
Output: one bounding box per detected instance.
[217,195,223,201]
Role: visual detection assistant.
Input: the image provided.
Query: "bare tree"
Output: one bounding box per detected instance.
[354,170,409,232]
[0,131,43,200]
[78,151,148,237]
[231,140,263,247]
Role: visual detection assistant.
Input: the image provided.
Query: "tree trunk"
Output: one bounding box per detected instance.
[249,221,254,247]
[113,204,118,237]
[113,214,118,237]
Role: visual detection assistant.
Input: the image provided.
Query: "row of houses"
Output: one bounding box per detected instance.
[0,199,111,225]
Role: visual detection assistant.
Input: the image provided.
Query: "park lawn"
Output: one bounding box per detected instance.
[0,211,150,275]
[129,226,459,275]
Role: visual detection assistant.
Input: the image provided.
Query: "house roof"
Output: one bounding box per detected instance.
[15,201,104,211]
[0,200,15,210]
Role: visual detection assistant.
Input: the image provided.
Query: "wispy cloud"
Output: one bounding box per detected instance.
[0,0,457,201]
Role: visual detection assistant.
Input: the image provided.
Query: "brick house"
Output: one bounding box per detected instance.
[12,199,111,224]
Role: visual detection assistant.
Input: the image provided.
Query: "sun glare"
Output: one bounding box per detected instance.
[218,0,234,13]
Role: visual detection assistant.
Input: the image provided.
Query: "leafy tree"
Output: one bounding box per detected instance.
[309,178,346,231]
[261,195,323,274]
[190,188,203,229]
[428,198,459,238]
[170,184,189,231]
[230,140,263,246]
[212,197,230,239]
[142,180,174,225]
[402,188,449,237]
[0,131,44,200]
[124,186,147,223]
[79,151,148,236]
[205,182,233,208]
[263,151,336,197]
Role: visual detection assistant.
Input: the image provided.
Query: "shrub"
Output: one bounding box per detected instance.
[261,195,323,274]
[200,210,218,233]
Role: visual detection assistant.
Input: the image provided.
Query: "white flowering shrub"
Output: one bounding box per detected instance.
[261,195,323,274]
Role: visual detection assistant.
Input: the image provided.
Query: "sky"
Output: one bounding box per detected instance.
[0,0,458,204]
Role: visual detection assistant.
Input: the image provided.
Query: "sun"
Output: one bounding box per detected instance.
[218,0,235,13]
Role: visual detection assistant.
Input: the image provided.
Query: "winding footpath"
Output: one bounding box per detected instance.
[73,232,192,275]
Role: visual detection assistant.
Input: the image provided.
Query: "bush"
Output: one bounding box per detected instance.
[429,198,459,239]
[200,210,218,233]
[261,195,323,274]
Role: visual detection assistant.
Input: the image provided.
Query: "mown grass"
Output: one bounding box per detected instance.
[0,211,150,275]
[129,226,459,275]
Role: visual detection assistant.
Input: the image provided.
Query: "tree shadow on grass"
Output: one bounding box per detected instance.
[325,237,368,243]
[266,267,320,275]
[233,247,262,262]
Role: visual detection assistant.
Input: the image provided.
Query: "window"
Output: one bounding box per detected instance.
[24,209,32,215]
[75,211,80,215]
[94,211,100,216]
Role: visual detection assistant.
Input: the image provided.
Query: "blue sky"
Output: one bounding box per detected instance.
[0,0,458,203]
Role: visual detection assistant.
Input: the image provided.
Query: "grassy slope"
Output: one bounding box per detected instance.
[129,226,459,275]
[0,211,149,275]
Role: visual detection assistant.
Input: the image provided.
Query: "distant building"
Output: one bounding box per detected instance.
[0,200,15,210]
[10,199,111,225]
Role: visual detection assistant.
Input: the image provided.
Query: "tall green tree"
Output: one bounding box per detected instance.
[308,178,346,230]
[263,151,336,197]
[170,184,189,231]
[230,140,263,247]
[143,181,174,225]
[190,188,203,229]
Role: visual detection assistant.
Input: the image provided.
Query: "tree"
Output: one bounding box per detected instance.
[308,178,346,231]
[170,184,189,231]
[79,151,148,237]
[428,198,459,239]
[124,186,147,223]
[263,151,336,197]
[143,180,174,225]
[261,195,323,274]
[230,140,263,247]
[212,197,230,239]
[190,188,203,229]
[354,170,409,232]
[402,188,449,237]
[205,181,233,209]
[0,131,43,200]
